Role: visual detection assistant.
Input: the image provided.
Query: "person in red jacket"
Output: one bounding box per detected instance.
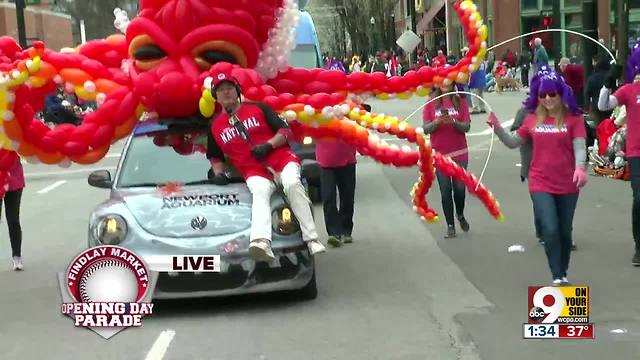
[206,72,326,262]
[2,155,25,271]
[558,58,584,109]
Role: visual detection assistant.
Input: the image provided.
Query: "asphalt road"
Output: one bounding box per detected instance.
[0,91,638,359]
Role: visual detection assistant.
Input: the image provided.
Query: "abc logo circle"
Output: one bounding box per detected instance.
[529,306,546,320]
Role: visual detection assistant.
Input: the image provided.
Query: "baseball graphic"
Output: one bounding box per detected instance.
[66,245,150,303]
[79,260,139,303]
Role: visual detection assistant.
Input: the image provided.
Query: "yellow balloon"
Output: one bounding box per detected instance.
[360,114,372,124]
[314,113,332,126]
[398,92,413,100]
[376,92,390,100]
[75,86,96,101]
[135,104,146,118]
[416,87,431,97]
[479,25,488,42]
[29,76,47,88]
[199,97,214,118]
[297,111,311,124]
[203,89,214,103]
[29,56,41,73]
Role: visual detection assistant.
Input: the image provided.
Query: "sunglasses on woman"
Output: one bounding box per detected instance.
[538,92,558,99]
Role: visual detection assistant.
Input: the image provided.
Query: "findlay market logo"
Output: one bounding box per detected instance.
[58,245,157,339]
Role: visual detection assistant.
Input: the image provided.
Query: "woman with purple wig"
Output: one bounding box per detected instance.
[487,66,588,286]
[598,40,640,267]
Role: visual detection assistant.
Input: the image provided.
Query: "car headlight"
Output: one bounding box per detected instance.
[272,207,300,236]
[303,136,313,145]
[92,215,128,245]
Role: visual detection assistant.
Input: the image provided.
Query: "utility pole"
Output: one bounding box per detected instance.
[551,0,561,63]
[408,0,417,62]
[617,0,629,77]
[15,0,27,48]
[582,0,597,108]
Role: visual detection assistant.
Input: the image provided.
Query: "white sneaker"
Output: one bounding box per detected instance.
[11,257,23,271]
[552,279,563,286]
[307,239,326,255]
[248,239,276,262]
[561,277,570,285]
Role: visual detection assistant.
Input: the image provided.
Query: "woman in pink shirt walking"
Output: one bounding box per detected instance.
[3,153,25,270]
[423,83,472,238]
[316,136,357,248]
[487,67,588,286]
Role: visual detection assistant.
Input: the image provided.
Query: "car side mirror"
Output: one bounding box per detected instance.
[88,170,113,189]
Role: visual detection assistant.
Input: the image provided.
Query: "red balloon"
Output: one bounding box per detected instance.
[307,93,333,109]
[278,93,296,106]
[268,79,301,95]
[262,95,282,110]
[303,81,334,94]
[91,124,115,148]
[62,141,89,157]
[316,70,346,90]
[40,135,62,153]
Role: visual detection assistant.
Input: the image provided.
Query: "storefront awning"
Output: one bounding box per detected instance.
[417,0,445,33]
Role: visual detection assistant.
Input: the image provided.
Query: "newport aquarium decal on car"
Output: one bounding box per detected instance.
[58,245,159,339]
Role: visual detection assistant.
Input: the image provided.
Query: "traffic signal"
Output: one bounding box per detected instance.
[542,16,552,28]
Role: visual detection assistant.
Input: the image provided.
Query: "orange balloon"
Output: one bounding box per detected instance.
[106,34,126,45]
[283,103,305,112]
[36,150,64,164]
[3,120,23,142]
[433,76,443,85]
[114,117,137,140]
[95,79,121,94]
[70,145,109,164]
[35,62,56,80]
[447,71,459,81]
[60,68,92,86]
[354,126,369,143]
[17,142,37,157]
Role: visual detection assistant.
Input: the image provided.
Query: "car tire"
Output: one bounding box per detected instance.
[290,270,317,300]
[308,185,321,204]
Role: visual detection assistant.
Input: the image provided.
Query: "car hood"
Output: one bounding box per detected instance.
[116,184,252,238]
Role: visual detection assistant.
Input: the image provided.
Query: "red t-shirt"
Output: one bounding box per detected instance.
[207,102,299,180]
[613,82,640,157]
[517,113,586,194]
[423,97,471,162]
[315,139,357,168]
[7,155,24,191]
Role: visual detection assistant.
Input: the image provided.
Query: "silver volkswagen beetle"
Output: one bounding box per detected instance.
[87,119,317,300]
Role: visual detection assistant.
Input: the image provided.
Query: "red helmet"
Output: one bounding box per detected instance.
[210,72,242,99]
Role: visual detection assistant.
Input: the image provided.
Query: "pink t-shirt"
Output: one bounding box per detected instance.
[517,114,586,194]
[315,139,357,168]
[613,82,640,157]
[7,155,25,192]
[423,97,471,162]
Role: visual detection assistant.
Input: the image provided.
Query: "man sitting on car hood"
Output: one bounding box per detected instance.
[206,71,326,262]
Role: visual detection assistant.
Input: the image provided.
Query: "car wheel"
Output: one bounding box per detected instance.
[290,270,317,300]
[308,185,321,203]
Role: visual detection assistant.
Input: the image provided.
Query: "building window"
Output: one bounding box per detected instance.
[564,13,581,28]
[543,0,552,8]
[564,0,581,8]
[522,0,538,10]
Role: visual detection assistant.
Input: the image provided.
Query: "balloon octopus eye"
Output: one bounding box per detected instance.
[196,50,237,69]
[133,44,167,61]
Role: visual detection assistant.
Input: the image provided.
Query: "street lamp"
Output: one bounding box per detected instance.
[370,17,376,55]
[16,0,27,48]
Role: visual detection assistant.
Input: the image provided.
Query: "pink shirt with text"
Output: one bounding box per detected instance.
[517,113,586,194]
[613,82,640,157]
[422,97,471,162]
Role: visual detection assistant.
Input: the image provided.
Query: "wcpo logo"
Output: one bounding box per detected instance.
[527,286,590,324]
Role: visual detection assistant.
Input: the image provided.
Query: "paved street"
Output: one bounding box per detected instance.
[0,90,638,360]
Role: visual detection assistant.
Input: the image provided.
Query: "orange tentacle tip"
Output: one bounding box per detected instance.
[284,103,305,112]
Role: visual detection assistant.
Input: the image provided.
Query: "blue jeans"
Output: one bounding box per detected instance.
[629,157,640,250]
[529,193,542,239]
[530,192,579,279]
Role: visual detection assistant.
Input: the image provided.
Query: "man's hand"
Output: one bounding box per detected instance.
[605,64,623,89]
[251,143,273,160]
[212,173,230,186]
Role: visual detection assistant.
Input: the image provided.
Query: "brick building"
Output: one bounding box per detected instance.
[0,0,73,50]
[396,0,637,64]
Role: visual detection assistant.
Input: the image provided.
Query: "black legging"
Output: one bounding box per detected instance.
[0,189,22,257]
[629,157,640,251]
[435,160,468,226]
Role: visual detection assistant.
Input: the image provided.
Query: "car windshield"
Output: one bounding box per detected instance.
[116,122,213,188]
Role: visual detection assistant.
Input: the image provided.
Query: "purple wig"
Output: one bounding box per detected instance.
[626,39,640,83]
[523,65,580,115]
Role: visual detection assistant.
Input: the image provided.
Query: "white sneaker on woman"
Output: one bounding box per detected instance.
[12,257,23,271]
